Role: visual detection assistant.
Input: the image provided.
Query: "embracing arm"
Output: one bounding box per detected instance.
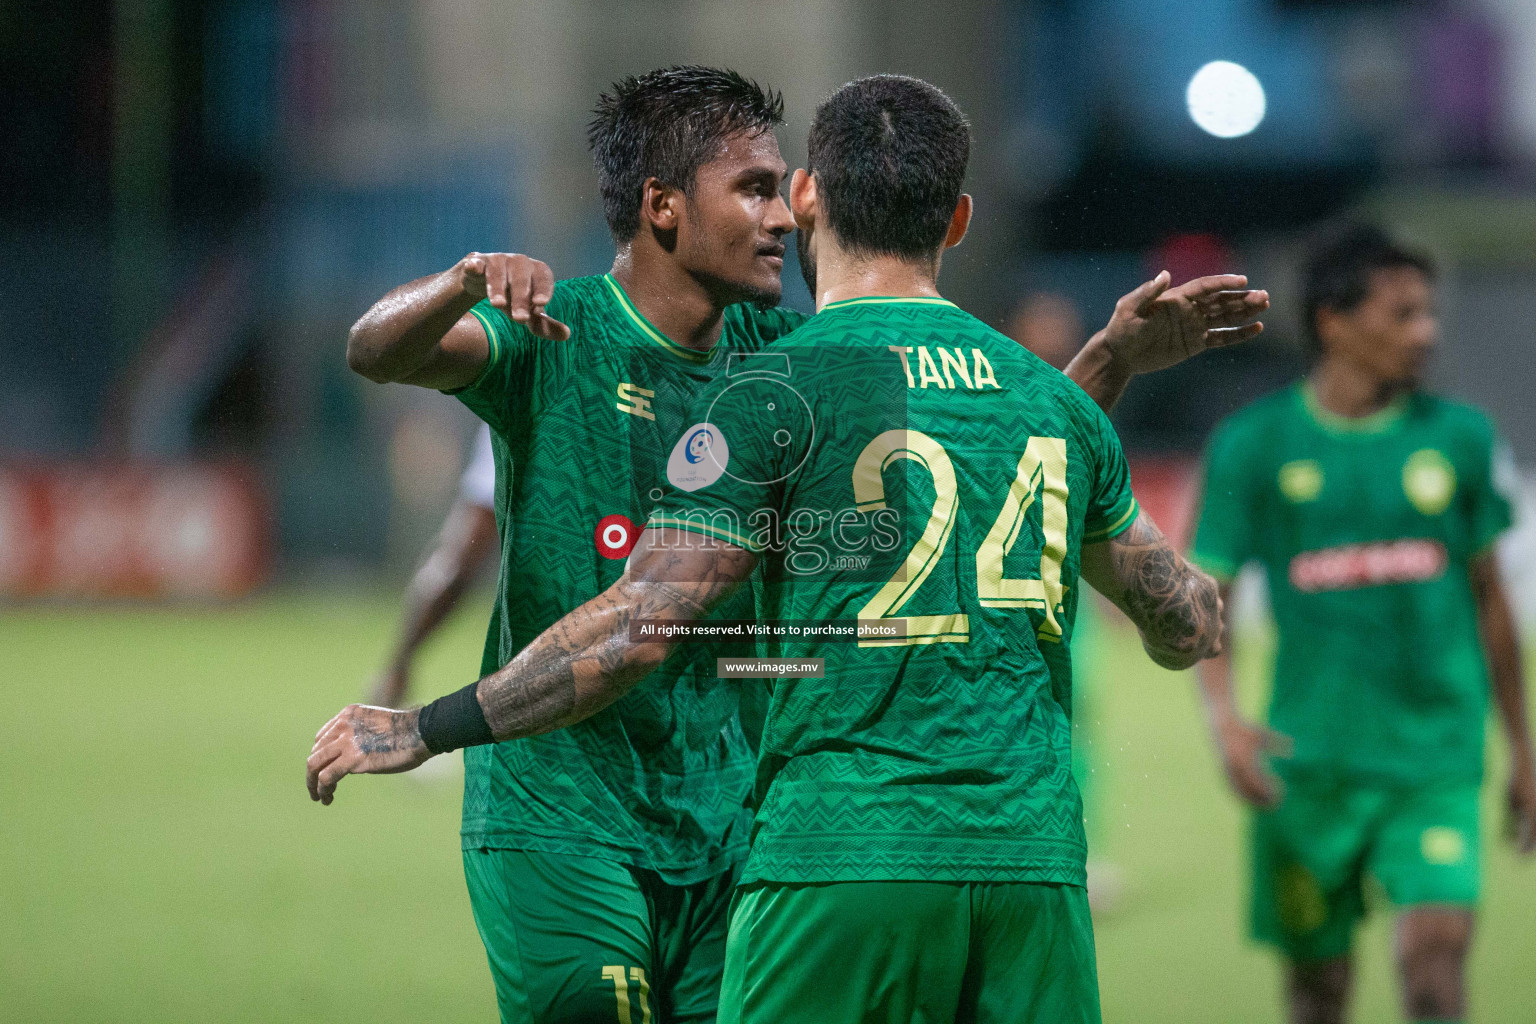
[472,532,757,740]
[306,529,757,803]
[1471,551,1536,853]
[1067,272,1268,414]
[346,253,570,390]
[1079,512,1224,670]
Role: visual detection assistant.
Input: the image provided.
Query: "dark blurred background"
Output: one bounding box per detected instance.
[1,0,1530,601]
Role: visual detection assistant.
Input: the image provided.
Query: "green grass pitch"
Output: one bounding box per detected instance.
[2,593,1532,1022]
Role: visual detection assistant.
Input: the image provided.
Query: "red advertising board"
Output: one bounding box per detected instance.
[0,463,268,599]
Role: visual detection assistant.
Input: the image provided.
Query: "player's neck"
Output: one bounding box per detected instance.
[814,251,943,310]
[1308,359,1408,419]
[609,250,727,352]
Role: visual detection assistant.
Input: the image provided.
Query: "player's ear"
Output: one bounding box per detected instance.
[789,168,817,234]
[1314,306,1348,354]
[640,176,681,232]
[943,194,972,251]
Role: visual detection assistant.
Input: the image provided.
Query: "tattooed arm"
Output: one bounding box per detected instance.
[306,529,757,803]
[473,530,757,740]
[1078,512,1224,671]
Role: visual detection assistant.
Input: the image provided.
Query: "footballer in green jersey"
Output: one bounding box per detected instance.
[331,68,804,1024]
[309,75,1266,1024]
[1193,225,1535,1024]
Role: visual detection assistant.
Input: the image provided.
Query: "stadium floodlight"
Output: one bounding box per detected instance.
[1186,60,1266,139]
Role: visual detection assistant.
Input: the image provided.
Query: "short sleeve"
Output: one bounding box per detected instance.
[1467,417,1516,554]
[1190,417,1261,581]
[458,424,496,509]
[1081,404,1140,544]
[444,299,539,437]
[647,377,803,552]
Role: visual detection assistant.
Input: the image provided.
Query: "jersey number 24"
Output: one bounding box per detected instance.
[851,430,1068,648]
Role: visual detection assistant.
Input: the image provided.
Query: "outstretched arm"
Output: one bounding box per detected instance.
[1079,512,1224,671]
[306,529,757,804]
[346,252,570,391]
[1067,272,1269,413]
[1472,551,1536,853]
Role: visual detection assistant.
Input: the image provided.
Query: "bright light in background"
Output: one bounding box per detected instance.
[1186,61,1266,138]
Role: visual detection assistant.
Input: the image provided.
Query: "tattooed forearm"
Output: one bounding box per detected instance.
[474,529,757,741]
[1082,514,1223,670]
[352,706,423,754]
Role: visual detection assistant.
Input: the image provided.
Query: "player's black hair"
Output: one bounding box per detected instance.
[1301,223,1436,359]
[588,66,784,242]
[806,75,971,261]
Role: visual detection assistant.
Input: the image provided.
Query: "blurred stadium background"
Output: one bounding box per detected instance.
[2,0,1533,1020]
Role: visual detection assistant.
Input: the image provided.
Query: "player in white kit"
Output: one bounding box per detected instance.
[371,424,500,707]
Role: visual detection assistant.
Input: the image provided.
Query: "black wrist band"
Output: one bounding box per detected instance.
[417,682,495,754]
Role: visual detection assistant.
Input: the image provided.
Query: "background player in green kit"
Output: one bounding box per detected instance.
[339,67,807,1024]
[308,75,1253,1024]
[1192,225,1536,1024]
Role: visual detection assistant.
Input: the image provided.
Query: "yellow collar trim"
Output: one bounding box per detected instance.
[1300,381,1407,436]
[603,274,716,363]
[821,295,958,311]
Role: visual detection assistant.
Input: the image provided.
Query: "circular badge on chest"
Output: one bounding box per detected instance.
[666,423,730,492]
[1402,449,1456,516]
[594,514,638,559]
[1277,459,1324,504]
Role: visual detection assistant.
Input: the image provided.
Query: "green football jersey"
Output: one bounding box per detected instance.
[451,273,805,883]
[648,296,1140,886]
[1192,382,1515,784]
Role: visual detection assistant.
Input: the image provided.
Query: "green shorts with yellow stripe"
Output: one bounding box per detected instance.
[462,847,737,1024]
[1251,772,1480,962]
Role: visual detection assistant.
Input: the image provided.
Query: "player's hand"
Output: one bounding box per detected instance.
[306,705,432,805]
[1508,750,1536,855]
[1216,717,1291,809]
[1098,271,1268,376]
[458,252,572,341]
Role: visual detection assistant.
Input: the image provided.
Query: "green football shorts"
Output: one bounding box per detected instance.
[1251,773,1481,961]
[719,880,1100,1024]
[462,847,737,1024]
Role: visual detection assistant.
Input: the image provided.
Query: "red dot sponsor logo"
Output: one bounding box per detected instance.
[1288,539,1447,593]
[595,514,637,560]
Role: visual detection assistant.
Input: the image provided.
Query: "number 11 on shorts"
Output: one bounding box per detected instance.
[601,965,651,1024]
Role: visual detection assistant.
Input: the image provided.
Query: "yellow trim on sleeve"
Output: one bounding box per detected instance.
[440,304,506,395]
[1083,498,1138,542]
[467,305,503,365]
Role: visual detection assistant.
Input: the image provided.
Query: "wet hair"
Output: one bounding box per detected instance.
[1301,223,1435,358]
[806,75,970,260]
[588,66,784,242]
